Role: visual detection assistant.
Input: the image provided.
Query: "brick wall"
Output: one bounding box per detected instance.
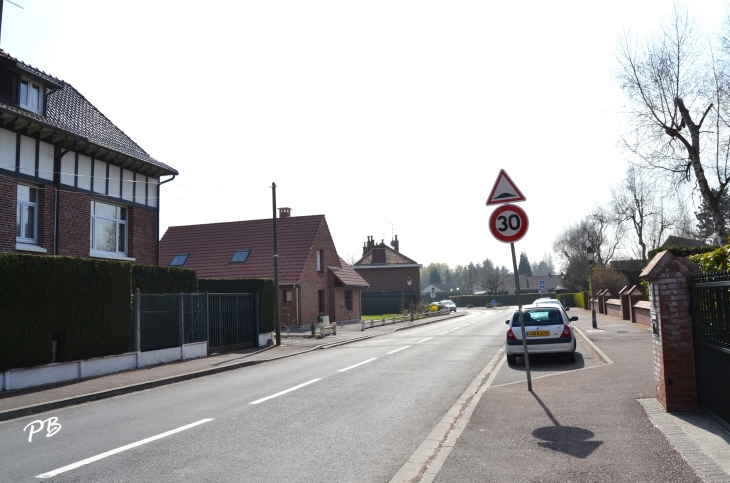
[37,184,55,253]
[355,265,421,303]
[58,191,91,258]
[0,173,16,251]
[640,251,701,412]
[128,206,158,265]
[605,299,622,319]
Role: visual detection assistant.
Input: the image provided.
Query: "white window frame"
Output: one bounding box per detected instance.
[16,184,38,245]
[19,77,43,114]
[89,200,129,259]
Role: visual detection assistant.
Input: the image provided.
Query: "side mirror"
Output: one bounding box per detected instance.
[570,316,578,322]
[564,307,570,311]
[505,320,510,324]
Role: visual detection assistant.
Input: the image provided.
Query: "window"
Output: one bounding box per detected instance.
[283,290,292,303]
[318,290,325,313]
[90,200,127,254]
[19,78,42,113]
[230,250,250,263]
[17,184,38,243]
[316,250,323,272]
[344,290,353,311]
[170,254,189,266]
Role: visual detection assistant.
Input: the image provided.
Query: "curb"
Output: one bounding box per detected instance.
[0,312,467,422]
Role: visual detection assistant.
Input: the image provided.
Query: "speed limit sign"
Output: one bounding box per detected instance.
[489,203,529,243]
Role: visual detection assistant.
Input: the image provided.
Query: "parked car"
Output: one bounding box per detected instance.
[533,298,569,311]
[504,305,578,365]
[429,302,445,312]
[441,300,457,312]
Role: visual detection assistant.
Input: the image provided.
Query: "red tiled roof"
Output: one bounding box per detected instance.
[159,215,329,283]
[354,243,418,266]
[331,257,370,287]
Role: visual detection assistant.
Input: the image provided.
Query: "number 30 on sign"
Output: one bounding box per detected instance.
[489,204,529,243]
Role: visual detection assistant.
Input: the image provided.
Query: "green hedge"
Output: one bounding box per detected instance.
[449,292,557,308]
[362,293,417,315]
[132,264,198,294]
[648,245,716,260]
[557,292,589,308]
[0,254,132,372]
[198,279,276,333]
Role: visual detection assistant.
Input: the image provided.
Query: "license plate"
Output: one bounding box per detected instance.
[528,331,550,337]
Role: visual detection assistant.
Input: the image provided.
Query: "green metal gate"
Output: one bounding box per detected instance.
[689,273,730,430]
[207,293,259,352]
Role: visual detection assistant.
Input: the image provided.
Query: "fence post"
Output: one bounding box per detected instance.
[179,292,184,361]
[255,293,260,348]
[135,289,141,368]
[206,292,210,356]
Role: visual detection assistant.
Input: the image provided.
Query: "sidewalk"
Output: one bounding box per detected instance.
[430,309,730,483]
[0,311,465,422]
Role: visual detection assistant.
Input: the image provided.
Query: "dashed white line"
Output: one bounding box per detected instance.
[417,337,433,343]
[438,330,451,335]
[386,345,412,355]
[338,358,377,372]
[249,379,321,404]
[36,419,214,478]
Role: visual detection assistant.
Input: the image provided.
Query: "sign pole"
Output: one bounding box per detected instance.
[510,242,532,391]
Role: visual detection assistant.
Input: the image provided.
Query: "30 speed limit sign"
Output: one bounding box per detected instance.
[489,203,529,243]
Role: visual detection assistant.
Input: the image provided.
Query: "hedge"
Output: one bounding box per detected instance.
[0,253,132,372]
[449,292,557,308]
[132,264,198,294]
[362,293,417,315]
[557,292,589,308]
[198,279,276,333]
[648,245,716,260]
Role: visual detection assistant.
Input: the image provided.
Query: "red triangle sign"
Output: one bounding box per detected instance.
[486,169,526,205]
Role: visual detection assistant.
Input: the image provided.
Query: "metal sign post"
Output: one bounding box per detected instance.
[487,173,532,392]
[510,242,532,391]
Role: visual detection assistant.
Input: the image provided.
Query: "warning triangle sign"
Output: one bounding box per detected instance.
[486,169,526,205]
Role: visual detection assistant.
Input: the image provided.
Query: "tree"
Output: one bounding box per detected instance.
[429,267,442,285]
[695,188,730,243]
[500,266,510,275]
[592,266,630,296]
[617,5,730,245]
[518,252,532,276]
[462,262,478,294]
[477,258,505,295]
[553,209,622,268]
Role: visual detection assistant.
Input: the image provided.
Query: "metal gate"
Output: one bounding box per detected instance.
[137,293,208,352]
[689,273,730,430]
[207,293,258,352]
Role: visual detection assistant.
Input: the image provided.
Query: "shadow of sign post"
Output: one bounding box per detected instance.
[531,392,602,458]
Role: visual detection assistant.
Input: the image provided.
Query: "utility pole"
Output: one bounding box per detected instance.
[272,182,281,346]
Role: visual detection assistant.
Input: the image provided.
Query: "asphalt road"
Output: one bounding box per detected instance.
[0,309,515,483]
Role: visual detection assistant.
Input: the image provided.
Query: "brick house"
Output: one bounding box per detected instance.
[158,209,369,326]
[354,236,422,310]
[0,50,176,264]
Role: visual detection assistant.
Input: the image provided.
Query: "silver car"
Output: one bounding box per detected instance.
[504,305,578,365]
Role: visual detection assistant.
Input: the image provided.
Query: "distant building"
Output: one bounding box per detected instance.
[353,236,422,312]
[661,236,708,248]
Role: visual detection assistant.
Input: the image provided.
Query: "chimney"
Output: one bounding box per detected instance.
[362,242,368,257]
[372,247,386,264]
[390,234,399,252]
[279,207,291,218]
[367,236,375,251]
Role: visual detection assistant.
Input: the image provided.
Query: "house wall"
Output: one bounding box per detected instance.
[128,205,158,265]
[0,173,16,252]
[333,287,361,322]
[355,266,421,303]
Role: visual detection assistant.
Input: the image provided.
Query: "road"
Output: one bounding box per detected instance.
[0,309,513,482]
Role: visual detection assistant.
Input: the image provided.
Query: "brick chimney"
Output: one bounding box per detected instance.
[390,234,399,252]
[279,207,291,218]
[367,236,375,251]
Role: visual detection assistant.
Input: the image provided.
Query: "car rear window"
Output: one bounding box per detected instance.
[511,309,563,326]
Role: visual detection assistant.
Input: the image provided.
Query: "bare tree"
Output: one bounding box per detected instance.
[477,259,505,294]
[553,209,622,267]
[617,6,730,245]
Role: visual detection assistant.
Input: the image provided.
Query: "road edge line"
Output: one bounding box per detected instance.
[573,327,614,364]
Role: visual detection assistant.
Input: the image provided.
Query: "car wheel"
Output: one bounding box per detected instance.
[507,354,517,365]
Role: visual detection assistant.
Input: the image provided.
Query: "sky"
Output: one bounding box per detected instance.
[1,0,726,271]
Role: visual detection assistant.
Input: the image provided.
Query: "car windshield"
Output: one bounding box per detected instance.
[511,308,564,326]
[443,301,454,305]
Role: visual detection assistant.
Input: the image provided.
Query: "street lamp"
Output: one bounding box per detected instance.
[586,247,597,328]
[407,277,413,322]
[560,272,565,308]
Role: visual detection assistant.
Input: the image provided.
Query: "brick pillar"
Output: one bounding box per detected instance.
[640,251,701,412]
[597,289,606,314]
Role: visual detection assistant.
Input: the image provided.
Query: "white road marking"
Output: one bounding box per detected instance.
[35,419,213,479]
[386,345,412,355]
[249,379,321,404]
[438,330,451,335]
[337,358,377,372]
[416,337,433,344]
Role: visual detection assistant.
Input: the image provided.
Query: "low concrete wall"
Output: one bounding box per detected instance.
[606,299,622,319]
[2,341,208,392]
[259,332,274,347]
[633,300,651,327]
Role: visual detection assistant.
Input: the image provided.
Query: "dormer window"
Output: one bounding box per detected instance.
[19,78,42,113]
